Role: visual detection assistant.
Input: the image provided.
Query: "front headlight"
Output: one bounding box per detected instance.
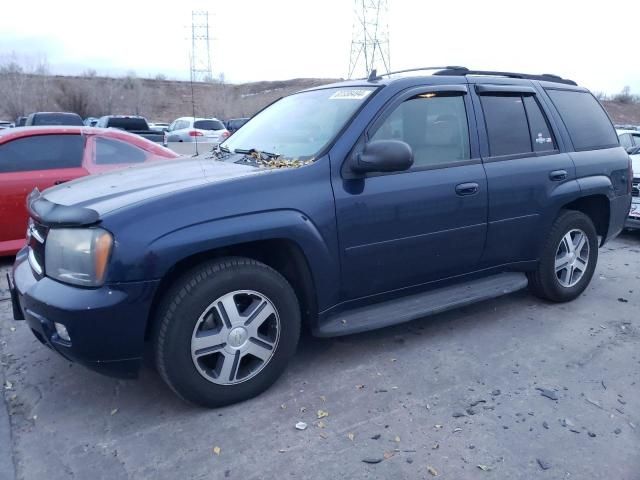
[45,228,113,287]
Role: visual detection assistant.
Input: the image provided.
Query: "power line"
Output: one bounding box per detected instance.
[348,0,391,79]
[190,10,213,82]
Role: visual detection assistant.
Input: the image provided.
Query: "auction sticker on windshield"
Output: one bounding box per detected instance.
[329,89,372,100]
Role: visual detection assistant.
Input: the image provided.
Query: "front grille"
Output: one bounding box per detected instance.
[632,179,639,198]
[28,220,48,276]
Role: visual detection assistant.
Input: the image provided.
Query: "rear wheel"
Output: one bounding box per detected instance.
[527,210,598,302]
[153,257,300,407]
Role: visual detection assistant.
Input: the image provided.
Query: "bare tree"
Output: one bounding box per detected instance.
[55,80,92,117]
[0,55,28,119]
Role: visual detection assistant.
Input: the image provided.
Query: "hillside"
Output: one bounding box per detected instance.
[0,73,338,122]
[1,72,639,125]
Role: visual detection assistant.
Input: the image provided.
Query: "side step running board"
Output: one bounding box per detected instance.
[315,272,528,337]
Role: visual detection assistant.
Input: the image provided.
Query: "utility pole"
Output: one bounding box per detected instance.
[348,0,391,79]
[190,10,213,82]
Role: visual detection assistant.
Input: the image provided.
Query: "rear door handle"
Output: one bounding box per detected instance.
[455,182,479,196]
[549,170,567,181]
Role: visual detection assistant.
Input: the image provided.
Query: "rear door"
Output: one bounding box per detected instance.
[0,134,87,249]
[470,83,576,267]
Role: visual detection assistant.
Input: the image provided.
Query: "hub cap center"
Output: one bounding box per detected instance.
[227,326,248,348]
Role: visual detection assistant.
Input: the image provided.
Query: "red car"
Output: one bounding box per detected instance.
[0,126,180,255]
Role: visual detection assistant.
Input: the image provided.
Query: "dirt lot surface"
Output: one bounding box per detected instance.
[1,232,639,479]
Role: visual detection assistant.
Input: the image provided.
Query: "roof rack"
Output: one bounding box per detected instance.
[433,67,577,86]
[365,66,467,81]
[365,66,577,86]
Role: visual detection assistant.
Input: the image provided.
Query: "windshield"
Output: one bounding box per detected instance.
[222,86,376,159]
[194,119,225,130]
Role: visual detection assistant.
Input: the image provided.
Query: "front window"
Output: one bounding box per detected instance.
[222,86,376,159]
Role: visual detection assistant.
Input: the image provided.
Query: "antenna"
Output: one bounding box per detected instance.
[188,51,199,156]
[348,0,391,79]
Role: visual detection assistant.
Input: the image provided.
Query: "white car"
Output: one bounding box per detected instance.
[164,117,229,146]
[149,122,170,132]
[618,129,640,229]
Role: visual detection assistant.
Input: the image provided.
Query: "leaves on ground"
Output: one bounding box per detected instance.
[213,446,221,456]
[427,465,438,476]
[317,410,329,419]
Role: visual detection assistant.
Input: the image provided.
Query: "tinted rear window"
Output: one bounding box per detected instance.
[31,113,83,126]
[107,118,149,131]
[194,120,225,130]
[0,134,84,172]
[546,90,618,151]
[481,96,532,157]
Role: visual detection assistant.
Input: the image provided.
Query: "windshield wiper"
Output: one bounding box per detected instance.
[233,148,281,159]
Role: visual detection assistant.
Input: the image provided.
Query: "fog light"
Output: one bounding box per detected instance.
[54,323,71,342]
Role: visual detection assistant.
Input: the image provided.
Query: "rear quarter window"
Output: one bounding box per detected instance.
[546,90,618,151]
[95,137,147,164]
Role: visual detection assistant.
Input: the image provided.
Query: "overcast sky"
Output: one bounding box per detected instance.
[0,0,637,94]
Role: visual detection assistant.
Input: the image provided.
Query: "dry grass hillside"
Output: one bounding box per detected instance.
[0,72,338,122]
[1,70,639,125]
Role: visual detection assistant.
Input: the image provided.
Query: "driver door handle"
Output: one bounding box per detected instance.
[549,169,567,181]
[455,182,479,196]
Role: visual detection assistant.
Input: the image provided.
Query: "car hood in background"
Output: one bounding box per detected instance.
[42,157,262,216]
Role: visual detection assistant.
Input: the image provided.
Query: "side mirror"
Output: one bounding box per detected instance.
[627,146,640,155]
[351,140,414,174]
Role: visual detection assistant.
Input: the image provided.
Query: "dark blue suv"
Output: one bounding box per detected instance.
[9,67,633,407]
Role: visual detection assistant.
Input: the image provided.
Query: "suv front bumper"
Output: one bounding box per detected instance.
[10,248,159,379]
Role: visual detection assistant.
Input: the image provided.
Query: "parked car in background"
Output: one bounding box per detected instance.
[0,126,179,255]
[626,146,640,229]
[164,117,229,145]
[84,117,99,127]
[95,115,164,143]
[25,112,84,126]
[0,121,14,130]
[617,129,640,151]
[15,117,26,127]
[149,122,170,132]
[225,117,249,135]
[8,67,632,407]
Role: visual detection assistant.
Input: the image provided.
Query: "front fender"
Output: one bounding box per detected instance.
[145,209,339,310]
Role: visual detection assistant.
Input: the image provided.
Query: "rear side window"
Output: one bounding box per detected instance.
[481,95,556,157]
[95,137,146,164]
[546,90,618,151]
[0,135,84,172]
[194,120,225,130]
[619,133,634,149]
[523,96,556,152]
[481,96,531,156]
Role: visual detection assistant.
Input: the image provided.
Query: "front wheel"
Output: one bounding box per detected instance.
[527,210,598,302]
[153,257,301,407]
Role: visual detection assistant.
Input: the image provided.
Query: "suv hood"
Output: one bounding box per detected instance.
[41,157,262,217]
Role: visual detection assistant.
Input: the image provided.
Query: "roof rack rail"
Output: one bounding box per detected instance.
[433,67,577,86]
[364,66,468,81]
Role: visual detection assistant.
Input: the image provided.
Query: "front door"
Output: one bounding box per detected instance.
[333,86,488,300]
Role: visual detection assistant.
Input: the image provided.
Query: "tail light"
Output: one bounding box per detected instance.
[188,130,203,137]
[221,130,230,139]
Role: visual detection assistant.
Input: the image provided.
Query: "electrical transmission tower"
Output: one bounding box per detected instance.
[190,10,213,82]
[348,0,391,79]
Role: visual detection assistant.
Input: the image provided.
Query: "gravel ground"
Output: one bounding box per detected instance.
[1,232,639,479]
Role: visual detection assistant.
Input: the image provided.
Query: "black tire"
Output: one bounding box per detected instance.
[153,257,301,408]
[527,210,598,302]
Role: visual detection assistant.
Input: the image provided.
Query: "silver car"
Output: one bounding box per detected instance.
[164,117,229,145]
